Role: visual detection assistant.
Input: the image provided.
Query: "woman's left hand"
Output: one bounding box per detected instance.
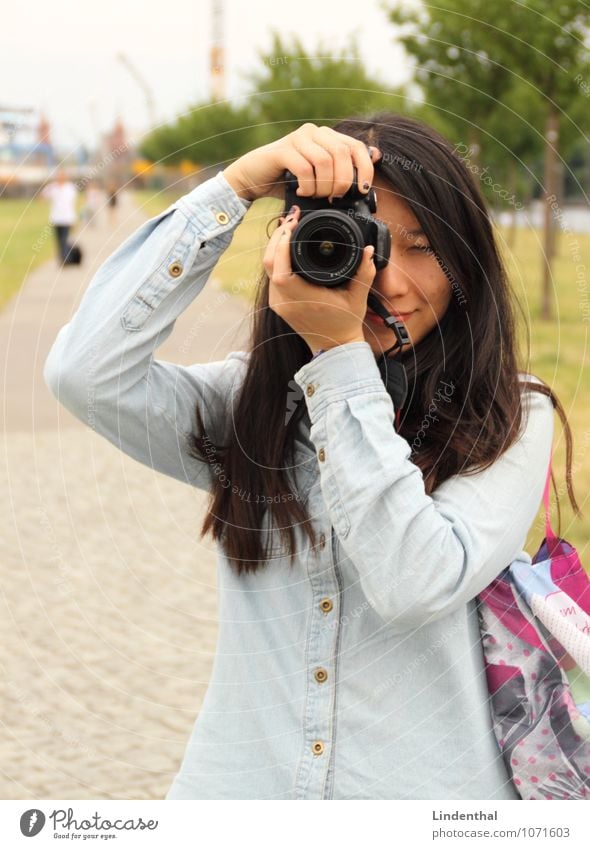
[262,206,376,353]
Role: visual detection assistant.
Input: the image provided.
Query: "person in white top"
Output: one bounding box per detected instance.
[41,170,78,263]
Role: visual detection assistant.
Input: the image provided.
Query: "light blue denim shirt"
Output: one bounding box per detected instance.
[44,170,554,800]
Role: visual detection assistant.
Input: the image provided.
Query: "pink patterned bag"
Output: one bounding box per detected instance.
[477,450,590,800]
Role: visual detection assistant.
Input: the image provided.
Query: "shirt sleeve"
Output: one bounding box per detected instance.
[293,341,554,634]
[43,170,253,491]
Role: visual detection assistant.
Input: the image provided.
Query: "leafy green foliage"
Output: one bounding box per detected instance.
[139,31,408,166]
[140,101,267,166]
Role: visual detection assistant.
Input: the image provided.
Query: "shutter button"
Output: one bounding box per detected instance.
[215,210,229,225]
[168,261,183,277]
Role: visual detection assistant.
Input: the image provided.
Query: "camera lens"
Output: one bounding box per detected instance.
[319,239,336,257]
[308,225,348,270]
[290,211,364,286]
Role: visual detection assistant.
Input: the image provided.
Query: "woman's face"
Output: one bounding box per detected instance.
[361,173,452,356]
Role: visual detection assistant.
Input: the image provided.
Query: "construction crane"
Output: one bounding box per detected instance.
[117,52,157,130]
[210,0,225,101]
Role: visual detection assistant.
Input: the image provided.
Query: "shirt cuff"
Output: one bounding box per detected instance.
[293,341,388,421]
[175,170,253,235]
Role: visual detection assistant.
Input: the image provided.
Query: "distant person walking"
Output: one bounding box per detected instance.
[41,170,78,264]
[106,181,119,227]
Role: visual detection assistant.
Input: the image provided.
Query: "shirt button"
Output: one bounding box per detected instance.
[215,210,229,225]
[319,532,326,549]
[312,741,325,756]
[314,667,328,683]
[168,261,183,277]
[306,384,315,397]
[318,447,325,462]
[319,598,333,614]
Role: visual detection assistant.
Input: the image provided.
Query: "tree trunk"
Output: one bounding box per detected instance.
[541,106,559,321]
[468,126,481,168]
[507,159,518,250]
[551,156,566,260]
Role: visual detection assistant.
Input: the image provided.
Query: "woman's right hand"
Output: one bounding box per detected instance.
[223,123,382,203]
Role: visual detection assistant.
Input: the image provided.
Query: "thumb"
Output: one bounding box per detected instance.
[347,245,376,310]
[354,244,377,288]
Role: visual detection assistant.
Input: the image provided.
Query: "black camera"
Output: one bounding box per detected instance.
[283,167,391,286]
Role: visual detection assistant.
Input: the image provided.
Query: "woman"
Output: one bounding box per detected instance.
[43,112,580,800]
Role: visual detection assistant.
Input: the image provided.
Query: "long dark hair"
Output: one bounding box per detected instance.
[187,111,581,576]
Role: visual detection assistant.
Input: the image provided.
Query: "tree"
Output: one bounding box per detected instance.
[245,31,405,139]
[384,0,590,319]
[481,78,545,245]
[386,0,517,162]
[140,31,410,170]
[140,100,264,168]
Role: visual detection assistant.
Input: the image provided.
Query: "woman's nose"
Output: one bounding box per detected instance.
[373,257,411,300]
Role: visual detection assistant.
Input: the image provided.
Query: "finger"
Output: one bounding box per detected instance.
[368,145,383,163]
[262,210,300,277]
[262,218,288,275]
[314,128,356,198]
[272,148,316,200]
[332,131,382,194]
[330,142,356,199]
[290,137,335,197]
[353,245,377,292]
[271,214,302,284]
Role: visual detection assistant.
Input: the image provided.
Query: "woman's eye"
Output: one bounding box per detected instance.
[410,244,433,254]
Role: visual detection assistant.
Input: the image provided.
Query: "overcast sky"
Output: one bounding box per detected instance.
[2,0,410,151]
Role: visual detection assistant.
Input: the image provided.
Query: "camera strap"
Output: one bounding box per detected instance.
[375,355,408,423]
[367,293,409,420]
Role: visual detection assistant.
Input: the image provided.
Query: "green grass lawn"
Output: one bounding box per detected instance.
[0,198,56,311]
[498,227,590,557]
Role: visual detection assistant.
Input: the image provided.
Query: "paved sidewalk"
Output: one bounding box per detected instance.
[0,194,251,799]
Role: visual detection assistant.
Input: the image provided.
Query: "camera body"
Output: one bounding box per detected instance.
[283,168,391,286]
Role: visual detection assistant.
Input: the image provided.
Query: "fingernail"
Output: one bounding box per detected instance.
[362,181,370,192]
[288,204,299,215]
[367,245,375,258]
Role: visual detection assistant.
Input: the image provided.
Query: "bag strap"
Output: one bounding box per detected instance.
[542,446,556,541]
